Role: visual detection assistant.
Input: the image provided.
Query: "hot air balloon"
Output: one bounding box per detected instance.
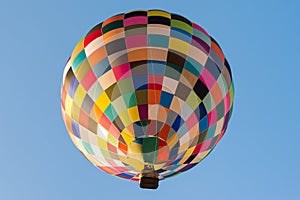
[61,10,234,189]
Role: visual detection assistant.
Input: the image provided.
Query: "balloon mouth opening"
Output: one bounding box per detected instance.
[134,120,151,127]
[127,136,169,165]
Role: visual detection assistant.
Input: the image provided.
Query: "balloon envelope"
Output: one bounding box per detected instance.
[61,10,234,182]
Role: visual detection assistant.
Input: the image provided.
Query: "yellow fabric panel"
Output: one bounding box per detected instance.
[89,105,103,122]
[128,142,142,154]
[179,146,196,164]
[169,38,190,55]
[193,150,211,163]
[128,106,140,122]
[126,141,144,170]
[71,102,81,122]
[97,136,108,149]
[64,94,73,117]
[148,10,171,18]
[167,134,179,149]
[186,91,202,110]
[73,85,86,106]
[229,85,234,107]
[75,60,90,82]
[118,110,132,127]
[121,130,134,145]
[107,134,118,146]
[119,156,144,171]
[95,92,111,112]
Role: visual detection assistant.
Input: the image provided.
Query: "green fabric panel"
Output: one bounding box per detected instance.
[184,57,203,77]
[102,20,124,34]
[135,90,148,105]
[125,25,147,36]
[100,149,111,158]
[72,50,86,71]
[203,93,215,112]
[142,137,158,153]
[117,78,134,94]
[229,85,234,106]
[229,106,234,119]
[167,62,182,74]
[105,83,121,101]
[104,104,118,121]
[198,129,208,142]
[125,24,147,30]
[217,75,228,96]
[216,100,225,120]
[205,124,216,140]
[171,20,192,34]
[139,120,150,126]
[123,92,137,108]
[165,65,181,80]
[142,137,159,163]
[83,141,94,155]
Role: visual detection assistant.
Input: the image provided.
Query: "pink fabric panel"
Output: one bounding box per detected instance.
[200,68,216,89]
[208,108,217,126]
[126,34,147,48]
[224,92,231,113]
[186,112,198,130]
[124,16,147,27]
[109,124,120,138]
[199,138,213,153]
[81,70,97,90]
[113,63,131,80]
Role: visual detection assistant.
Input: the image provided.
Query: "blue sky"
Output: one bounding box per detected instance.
[1,0,299,199]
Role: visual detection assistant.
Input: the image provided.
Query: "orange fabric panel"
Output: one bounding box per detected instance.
[88,46,107,67]
[211,41,225,63]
